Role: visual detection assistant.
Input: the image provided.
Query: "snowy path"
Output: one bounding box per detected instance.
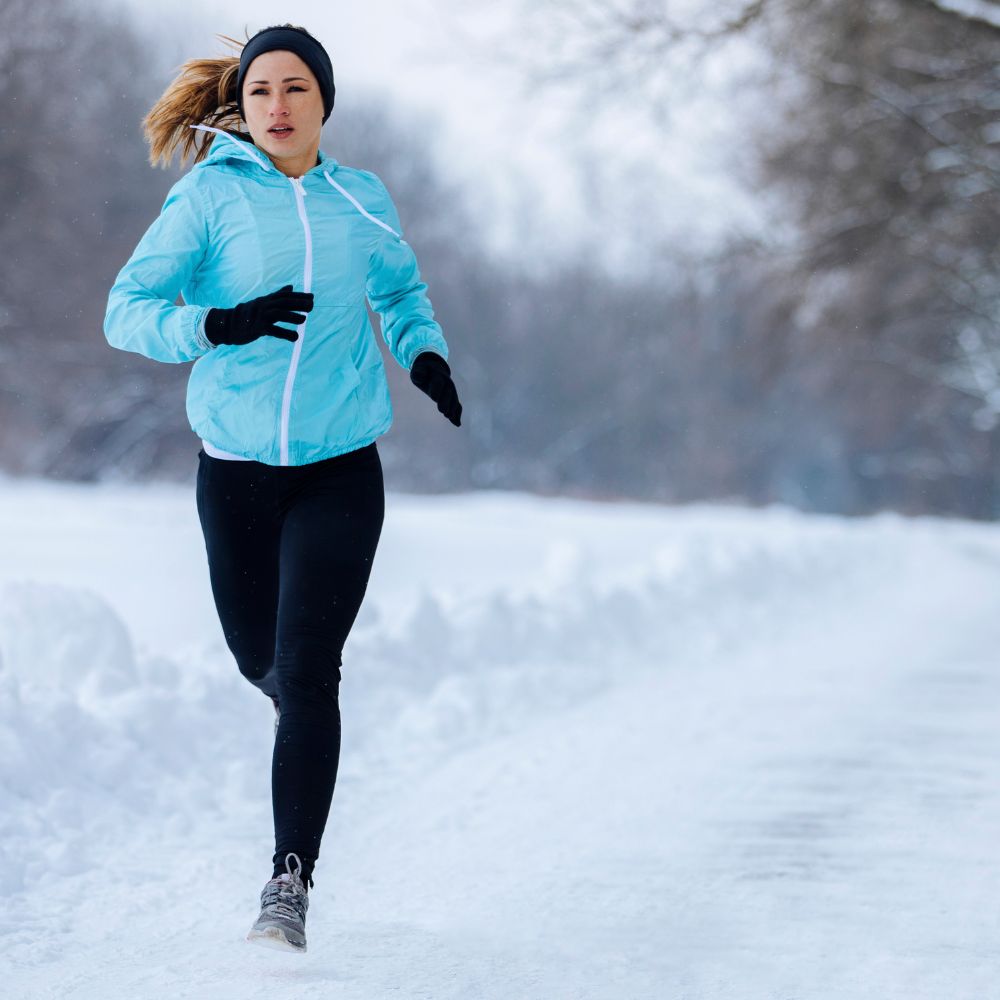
[3,482,1000,998]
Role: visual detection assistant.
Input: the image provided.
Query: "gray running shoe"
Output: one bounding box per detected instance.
[246,852,309,952]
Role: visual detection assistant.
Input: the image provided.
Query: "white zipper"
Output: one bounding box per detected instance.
[279,175,313,466]
[187,125,320,465]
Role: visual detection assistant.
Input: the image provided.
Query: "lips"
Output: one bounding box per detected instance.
[269,126,294,135]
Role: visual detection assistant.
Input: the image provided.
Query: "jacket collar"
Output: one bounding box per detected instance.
[188,123,337,178]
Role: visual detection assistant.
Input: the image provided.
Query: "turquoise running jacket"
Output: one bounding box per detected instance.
[104,124,449,465]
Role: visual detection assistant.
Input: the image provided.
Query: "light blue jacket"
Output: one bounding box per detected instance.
[104,124,449,465]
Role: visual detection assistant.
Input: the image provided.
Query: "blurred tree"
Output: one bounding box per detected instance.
[0,0,178,479]
[753,0,1000,514]
[503,0,1000,515]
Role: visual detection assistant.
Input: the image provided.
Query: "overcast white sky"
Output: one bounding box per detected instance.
[106,0,763,273]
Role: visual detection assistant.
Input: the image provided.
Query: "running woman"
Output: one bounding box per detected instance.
[104,23,462,953]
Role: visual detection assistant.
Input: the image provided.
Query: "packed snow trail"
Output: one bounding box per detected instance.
[2,481,999,998]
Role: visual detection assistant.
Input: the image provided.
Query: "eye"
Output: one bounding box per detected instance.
[250,86,306,95]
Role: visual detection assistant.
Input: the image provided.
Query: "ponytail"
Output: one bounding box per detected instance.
[142,33,247,169]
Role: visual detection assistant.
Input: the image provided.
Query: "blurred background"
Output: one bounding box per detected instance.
[2,0,999,517]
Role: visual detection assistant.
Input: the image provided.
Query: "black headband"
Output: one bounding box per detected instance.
[237,27,336,125]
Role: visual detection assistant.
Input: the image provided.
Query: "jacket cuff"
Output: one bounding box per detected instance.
[407,344,448,371]
[193,308,216,354]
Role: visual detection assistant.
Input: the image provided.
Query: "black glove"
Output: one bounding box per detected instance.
[409,352,462,427]
[205,284,314,347]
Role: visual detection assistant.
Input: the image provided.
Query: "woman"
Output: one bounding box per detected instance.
[104,23,462,953]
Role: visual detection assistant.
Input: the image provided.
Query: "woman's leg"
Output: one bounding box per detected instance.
[195,451,281,701]
[270,443,385,888]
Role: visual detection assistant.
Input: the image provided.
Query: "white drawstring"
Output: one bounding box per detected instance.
[188,123,274,172]
[323,171,403,240]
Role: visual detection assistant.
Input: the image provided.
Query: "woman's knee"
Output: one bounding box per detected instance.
[225,627,275,684]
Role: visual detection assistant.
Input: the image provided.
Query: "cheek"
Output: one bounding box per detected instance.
[243,99,263,125]
[305,95,325,121]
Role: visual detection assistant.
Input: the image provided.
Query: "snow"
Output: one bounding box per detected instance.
[3,479,1000,997]
[928,0,1000,28]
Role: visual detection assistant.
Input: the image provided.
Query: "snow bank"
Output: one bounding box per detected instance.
[0,496,948,894]
[4,483,1000,998]
[0,582,253,893]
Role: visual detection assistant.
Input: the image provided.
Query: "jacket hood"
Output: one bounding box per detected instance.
[188,123,338,179]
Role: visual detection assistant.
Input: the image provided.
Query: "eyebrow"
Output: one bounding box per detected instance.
[248,77,309,84]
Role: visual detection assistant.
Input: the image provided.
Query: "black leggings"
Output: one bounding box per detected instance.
[195,442,385,888]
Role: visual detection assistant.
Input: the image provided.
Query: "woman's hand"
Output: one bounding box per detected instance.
[205,284,314,347]
[409,352,462,427]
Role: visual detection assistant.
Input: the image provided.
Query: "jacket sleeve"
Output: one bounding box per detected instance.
[104,177,215,364]
[365,178,449,371]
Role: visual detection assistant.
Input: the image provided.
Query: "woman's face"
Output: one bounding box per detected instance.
[242,50,324,168]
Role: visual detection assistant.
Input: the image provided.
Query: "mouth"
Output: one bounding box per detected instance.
[268,126,294,137]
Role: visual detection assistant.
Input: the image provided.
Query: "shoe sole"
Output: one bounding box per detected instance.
[246,926,307,953]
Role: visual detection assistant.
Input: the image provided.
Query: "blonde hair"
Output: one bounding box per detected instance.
[143,24,314,169]
[143,32,245,169]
